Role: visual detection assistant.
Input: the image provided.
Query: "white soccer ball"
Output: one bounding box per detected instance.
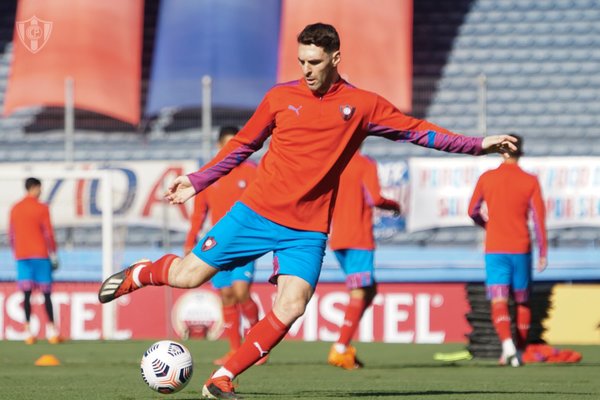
[140,340,193,394]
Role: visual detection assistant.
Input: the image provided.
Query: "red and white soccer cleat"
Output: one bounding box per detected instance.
[98,259,151,304]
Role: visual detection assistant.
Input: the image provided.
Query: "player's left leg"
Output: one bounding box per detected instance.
[329,249,376,369]
[202,223,326,399]
[204,275,314,399]
[512,253,533,351]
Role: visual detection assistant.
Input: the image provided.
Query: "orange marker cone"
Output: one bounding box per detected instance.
[35,354,61,366]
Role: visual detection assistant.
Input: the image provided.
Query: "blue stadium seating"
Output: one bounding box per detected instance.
[1,0,599,248]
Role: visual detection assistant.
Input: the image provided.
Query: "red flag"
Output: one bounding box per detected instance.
[4,0,143,124]
[278,0,413,113]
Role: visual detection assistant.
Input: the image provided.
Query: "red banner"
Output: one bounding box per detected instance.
[4,0,143,124]
[278,0,413,112]
[0,282,469,343]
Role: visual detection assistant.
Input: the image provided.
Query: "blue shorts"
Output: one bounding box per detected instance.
[211,261,255,289]
[16,258,53,293]
[485,253,532,303]
[192,202,327,288]
[333,249,375,289]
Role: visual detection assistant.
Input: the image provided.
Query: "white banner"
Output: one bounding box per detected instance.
[0,161,198,232]
[408,157,600,232]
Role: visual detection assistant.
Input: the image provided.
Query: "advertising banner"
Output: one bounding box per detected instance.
[408,157,600,231]
[0,161,198,232]
[0,282,470,343]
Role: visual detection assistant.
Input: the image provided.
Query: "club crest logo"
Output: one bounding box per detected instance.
[16,16,53,54]
[339,105,355,121]
[201,236,217,251]
[237,179,247,189]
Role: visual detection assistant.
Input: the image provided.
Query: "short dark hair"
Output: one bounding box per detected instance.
[297,23,340,53]
[507,133,523,157]
[218,126,239,142]
[25,177,41,190]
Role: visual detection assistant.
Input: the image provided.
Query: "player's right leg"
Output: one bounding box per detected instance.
[98,253,217,303]
[99,203,271,304]
[16,259,36,344]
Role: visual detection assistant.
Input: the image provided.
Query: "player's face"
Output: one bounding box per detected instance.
[298,44,340,94]
[30,185,42,198]
[218,134,235,149]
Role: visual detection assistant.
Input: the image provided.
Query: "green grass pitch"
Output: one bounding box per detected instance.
[0,340,598,399]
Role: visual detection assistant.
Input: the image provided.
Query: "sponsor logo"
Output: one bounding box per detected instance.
[253,342,269,357]
[288,104,302,116]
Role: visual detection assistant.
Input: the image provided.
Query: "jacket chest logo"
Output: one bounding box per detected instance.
[339,105,355,121]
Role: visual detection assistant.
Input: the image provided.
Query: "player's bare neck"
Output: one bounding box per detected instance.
[314,73,341,97]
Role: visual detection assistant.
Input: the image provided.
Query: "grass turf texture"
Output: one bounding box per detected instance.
[0,341,598,399]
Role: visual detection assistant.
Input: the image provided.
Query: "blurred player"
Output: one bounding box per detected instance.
[9,177,61,344]
[468,134,547,367]
[327,152,400,370]
[183,126,262,366]
[99,23,517,399]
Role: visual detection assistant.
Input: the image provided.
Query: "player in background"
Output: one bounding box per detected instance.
[99,23,517,399]
[183,126,263,366]
[9,177,61,344]
[468,134,547,367]
[328,152,400,370]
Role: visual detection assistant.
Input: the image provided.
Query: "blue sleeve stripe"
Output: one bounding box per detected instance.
[427,131,436,148]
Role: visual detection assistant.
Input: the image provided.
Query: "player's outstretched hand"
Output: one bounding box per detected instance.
[537,257,548,273]
[165,175,196,204]
[481,134,518,154]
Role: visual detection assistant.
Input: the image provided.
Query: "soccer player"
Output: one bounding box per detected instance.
[9,177,61,344]
[328,151,400,370]
[99,23,517,399]
[183,126,263,366]
[468,134,547,367]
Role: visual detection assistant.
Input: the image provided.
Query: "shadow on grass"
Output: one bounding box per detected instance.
[244,389,597,398]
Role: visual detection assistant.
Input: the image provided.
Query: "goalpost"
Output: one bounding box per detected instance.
[0,168,119,339]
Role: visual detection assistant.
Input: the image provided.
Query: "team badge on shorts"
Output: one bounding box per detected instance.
[339,105,355,121]
[201,236,217,251]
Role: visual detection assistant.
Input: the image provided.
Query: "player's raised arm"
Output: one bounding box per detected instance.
[165,96,275,204]
[366,95,517,155]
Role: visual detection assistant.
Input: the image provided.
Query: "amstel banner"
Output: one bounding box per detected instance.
[0,282,470,343]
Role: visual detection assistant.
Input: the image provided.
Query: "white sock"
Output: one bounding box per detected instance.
[212,367,234,380]
[132,265,146,287]
[334,343,347,353]
[47,324,58,338]
[502,339,516,356]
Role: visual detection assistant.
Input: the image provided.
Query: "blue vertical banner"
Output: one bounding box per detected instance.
[146,0,281,114]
